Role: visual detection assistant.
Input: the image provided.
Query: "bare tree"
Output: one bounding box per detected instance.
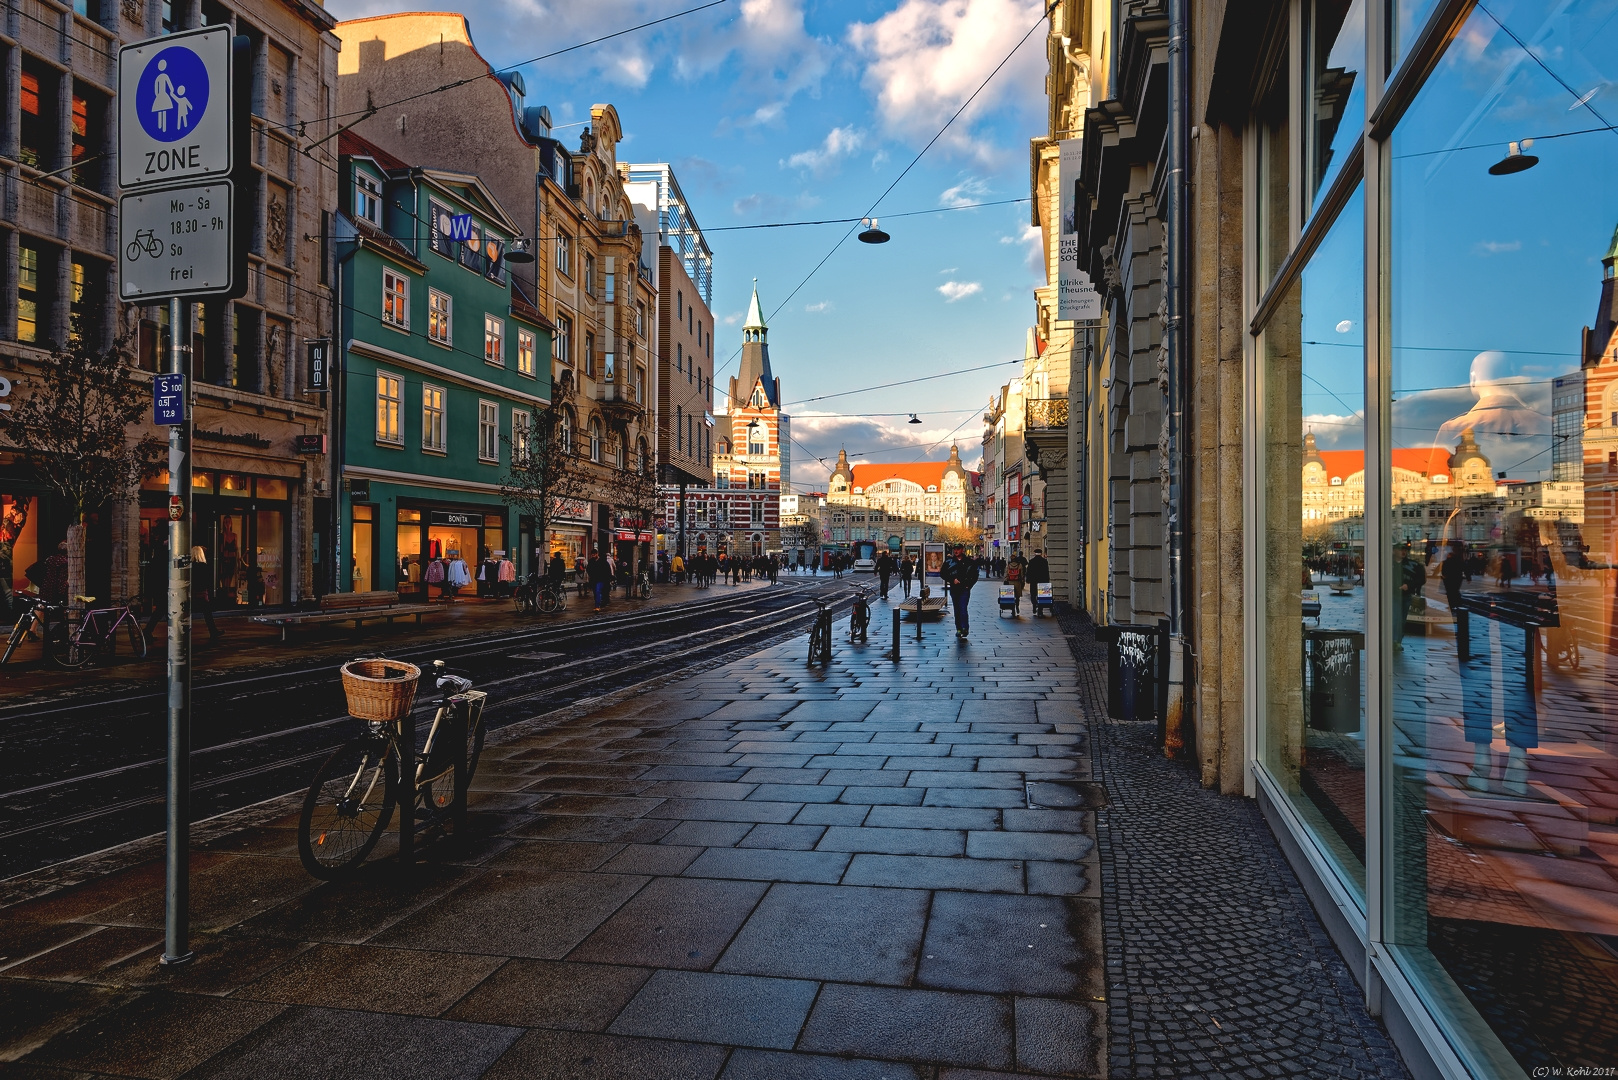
[500,387,594,571]
[0,327,164,609]
[607,446,660,578]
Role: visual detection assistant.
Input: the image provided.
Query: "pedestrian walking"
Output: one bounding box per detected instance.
[1441,541,1465,621]
[1395,542,1424,649]
[1026,549,1050,616]
[900,553,916,598]
[588,550,611,612]
[876,551,895,599]
[941,545,979,639]
[548,550,567,588]
[1005,551,1026,614]
[671,552,685,584]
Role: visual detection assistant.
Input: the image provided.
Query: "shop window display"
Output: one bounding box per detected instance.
[1386,2,1618,1070]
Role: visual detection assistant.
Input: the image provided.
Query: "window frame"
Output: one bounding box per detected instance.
[512,408,532,463]
[375,371,403,446]
[427,287,452,346]
[517,327,537,378]
[382,268,410,330]
[421,383,447,453]
[355,170,381,225]
[477,400,500,463]
[483,314,505,367]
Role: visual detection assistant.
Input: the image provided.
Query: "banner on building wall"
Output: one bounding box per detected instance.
[1057,139,1101,321]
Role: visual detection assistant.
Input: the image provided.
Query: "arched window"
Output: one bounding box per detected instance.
[589,417,602,462]
[616,432,627,470]
[584,178,594,214]
[558,408,574,455]
[637,438,650,475]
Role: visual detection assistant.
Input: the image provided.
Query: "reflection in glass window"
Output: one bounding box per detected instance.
[1261,185,1367,901]
[1388,3,1618,1072]
[1258,38,1291,290]
[1306,0,1364,214]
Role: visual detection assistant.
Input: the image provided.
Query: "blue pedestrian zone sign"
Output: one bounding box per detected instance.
[136,46,209,142]
[153,373,186,425]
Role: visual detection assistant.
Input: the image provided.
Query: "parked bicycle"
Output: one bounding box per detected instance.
[1,593,71,668]
[636,568,653,600]
[299,657,488,880]
[59,598,147,667]
[849,585,871,643]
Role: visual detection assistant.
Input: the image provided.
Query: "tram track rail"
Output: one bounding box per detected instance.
[0,580,854,878]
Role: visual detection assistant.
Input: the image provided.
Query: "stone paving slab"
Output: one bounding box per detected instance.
[0,588,1414,1079]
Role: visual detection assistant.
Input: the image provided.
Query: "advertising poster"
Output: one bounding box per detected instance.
[1057,139,1101,321]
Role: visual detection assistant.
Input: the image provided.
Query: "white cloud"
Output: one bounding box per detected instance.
[939,176,991,207]
[1000,223,1043,275]
[1473,239,1522,256]
[847,0,1046,162]
[723,312,744,325]
[784,126,865,174]
[938,280,983,302]
[805,300,834,313]
[939,266,958,274]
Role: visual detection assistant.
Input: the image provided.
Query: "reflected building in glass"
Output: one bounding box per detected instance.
[1042,0,1618,1074]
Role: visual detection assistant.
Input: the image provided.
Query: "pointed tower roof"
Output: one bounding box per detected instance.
[730,278,780,409]
[744,279,767,334]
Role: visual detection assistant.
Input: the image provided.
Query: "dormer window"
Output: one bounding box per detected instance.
[1330,477,1343,486]
[355,172,381,225]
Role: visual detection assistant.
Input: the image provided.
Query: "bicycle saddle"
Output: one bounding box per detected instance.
[437,674,473,693]
[75,595,95,604]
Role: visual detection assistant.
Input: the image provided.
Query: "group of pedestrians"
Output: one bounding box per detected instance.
[872,551,921,600]
[667,551,783,588]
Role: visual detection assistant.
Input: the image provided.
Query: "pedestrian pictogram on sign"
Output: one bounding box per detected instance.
[119,26,233,190]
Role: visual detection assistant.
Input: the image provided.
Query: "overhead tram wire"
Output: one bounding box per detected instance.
[711,0,1059,402]
[702,198,1031,232]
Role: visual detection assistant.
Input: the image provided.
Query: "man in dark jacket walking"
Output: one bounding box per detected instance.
[1026,550,1050,615]
[941,545,979,639]
[876,551,895,599]
[587,551,611,612]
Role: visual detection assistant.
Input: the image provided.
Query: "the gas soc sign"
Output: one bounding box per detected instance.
[117,25,250,302]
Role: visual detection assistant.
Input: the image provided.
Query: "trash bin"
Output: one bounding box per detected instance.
[1305,630,1364,734]
[1097,621,1169,724]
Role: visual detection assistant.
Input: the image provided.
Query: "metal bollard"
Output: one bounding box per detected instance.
[891,608,901,661]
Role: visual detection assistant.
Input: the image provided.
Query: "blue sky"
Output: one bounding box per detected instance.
[327,0,1053,490]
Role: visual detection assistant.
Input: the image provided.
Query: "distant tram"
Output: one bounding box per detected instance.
[852,540,878,573]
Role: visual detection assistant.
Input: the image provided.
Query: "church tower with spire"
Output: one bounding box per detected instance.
[662,280,788,558]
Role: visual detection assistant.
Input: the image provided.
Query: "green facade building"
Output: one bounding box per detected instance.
[336,132,550,598]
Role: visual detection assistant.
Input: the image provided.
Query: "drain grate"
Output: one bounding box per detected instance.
[509,651,565,662]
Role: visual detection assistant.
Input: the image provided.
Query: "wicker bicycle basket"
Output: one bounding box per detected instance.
[340,658,421,722]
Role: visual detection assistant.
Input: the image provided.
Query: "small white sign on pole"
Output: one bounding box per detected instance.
[119,25,234,190]
[119,183,234,300]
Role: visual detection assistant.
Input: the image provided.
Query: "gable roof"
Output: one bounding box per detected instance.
[340,129,410,172]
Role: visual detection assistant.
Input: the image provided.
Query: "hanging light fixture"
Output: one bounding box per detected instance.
[1488,139,1538,175]
[504,237,535,264]
[908,413,922,424]
[858,217,890,244]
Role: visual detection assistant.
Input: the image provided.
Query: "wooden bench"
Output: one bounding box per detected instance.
[250,590,442,642]
[1453,589,1560,688]
[897,595,948,620]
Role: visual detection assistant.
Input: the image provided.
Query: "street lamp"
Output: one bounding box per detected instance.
[1488,140,1538,175]
[858,218,890,244]
[908,413,922,424]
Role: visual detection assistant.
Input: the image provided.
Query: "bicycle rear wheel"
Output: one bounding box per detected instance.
[420,710,486,814]
[299,736,398,880]
[50,622,91,670]
[537,589,559,614]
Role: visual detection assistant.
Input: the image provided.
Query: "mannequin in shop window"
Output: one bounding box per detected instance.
[446,549,471,600]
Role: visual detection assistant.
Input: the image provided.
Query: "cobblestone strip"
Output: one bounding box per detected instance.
[1055,604,1410,1080]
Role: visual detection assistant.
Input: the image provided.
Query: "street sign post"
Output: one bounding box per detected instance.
[119,24,250,970]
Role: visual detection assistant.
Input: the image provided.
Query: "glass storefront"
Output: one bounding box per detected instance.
[1253,1,1618,1075]
[394,503,506,599]
[141,470,291,609]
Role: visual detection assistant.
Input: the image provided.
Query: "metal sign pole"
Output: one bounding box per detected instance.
[161,297,193,966]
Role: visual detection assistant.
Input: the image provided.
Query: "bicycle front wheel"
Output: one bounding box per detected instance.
[49,623,91,670]
[1,612,32,665]
[538,590,559,614]
[299,736,398,880]
[124,619,148,661]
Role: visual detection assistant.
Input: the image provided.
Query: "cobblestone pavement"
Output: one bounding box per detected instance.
[1,587,1107,1079]
[1054,606,1411,1080]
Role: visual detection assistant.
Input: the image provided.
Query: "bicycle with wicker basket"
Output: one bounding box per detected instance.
[297,656,488,880]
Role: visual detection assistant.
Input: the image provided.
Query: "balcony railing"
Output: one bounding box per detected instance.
[1026,398,1068,430]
